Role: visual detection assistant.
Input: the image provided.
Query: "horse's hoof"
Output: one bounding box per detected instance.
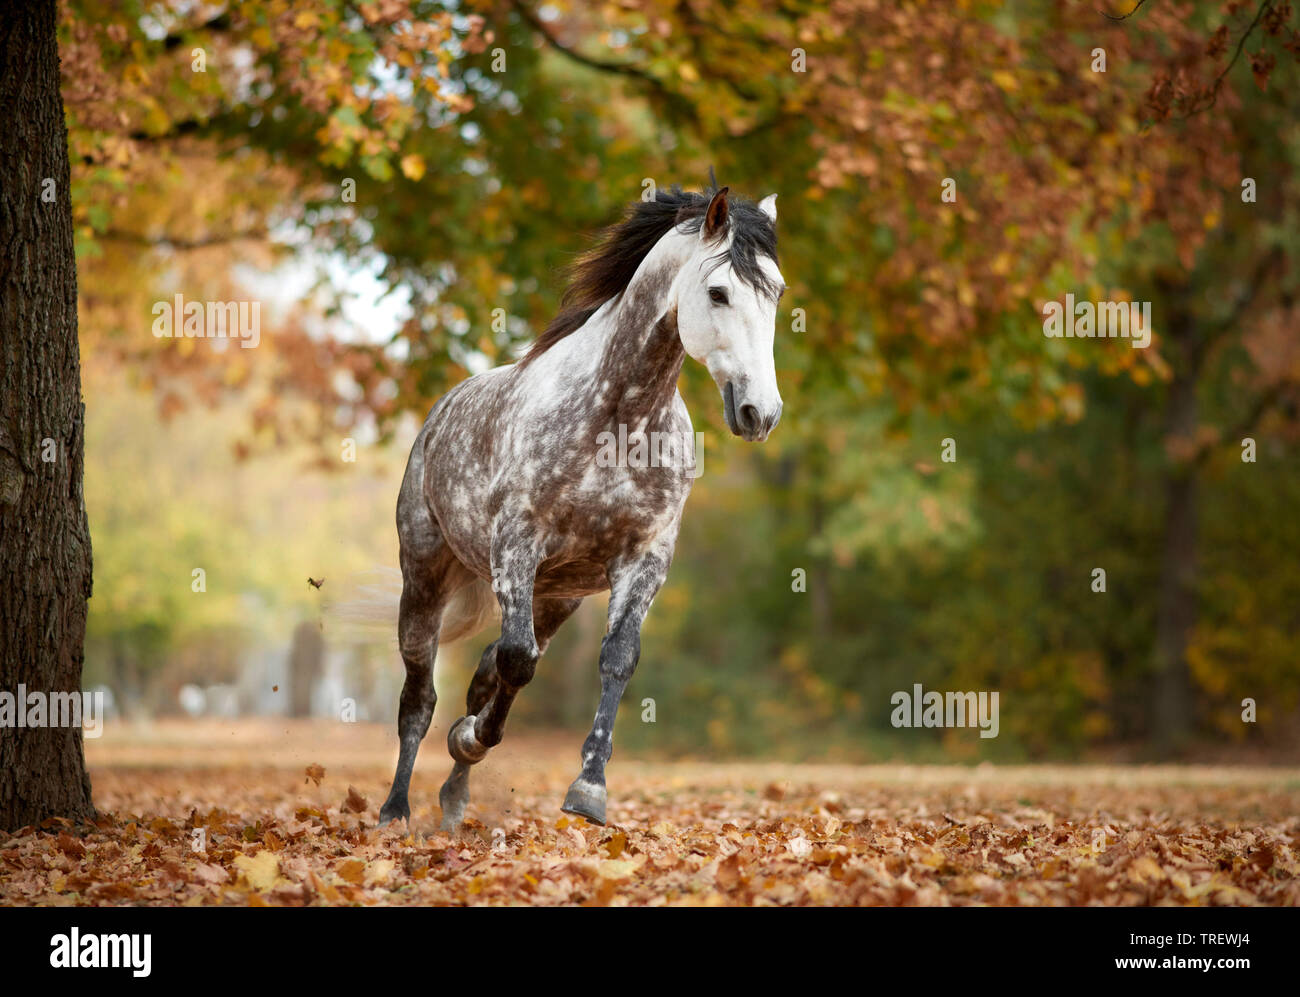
[561,777,607,826]
[448,715,488,765]
[377,799,409,828]
[438,773,469,830]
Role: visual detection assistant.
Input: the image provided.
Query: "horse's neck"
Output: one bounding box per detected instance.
[592,229,692,427]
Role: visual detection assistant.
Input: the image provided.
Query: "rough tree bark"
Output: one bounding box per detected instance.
[0,0,96,830]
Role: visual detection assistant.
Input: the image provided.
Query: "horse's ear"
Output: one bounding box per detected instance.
[703,186,730,240]
[758,193,778,222]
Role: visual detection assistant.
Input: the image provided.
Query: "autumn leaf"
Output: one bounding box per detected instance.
[336,858,365,885]
[597,859,638,881]
[602,831,628,859]
[1128,855,1166,884]
[342,785,368,814]
[715,852,747,890]
[364,859,397,887]
[55,833,86,858]
[400,154,426,181]
[234,851,285,892]
[1250,49,1276,91]
[194,862,229,885]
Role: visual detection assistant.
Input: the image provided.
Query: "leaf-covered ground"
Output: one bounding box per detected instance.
[2,721,1297,906]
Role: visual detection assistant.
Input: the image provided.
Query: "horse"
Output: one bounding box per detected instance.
[378,180,786,831]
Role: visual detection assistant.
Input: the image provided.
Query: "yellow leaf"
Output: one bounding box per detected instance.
[233,851,283,891]
[400,154,426,181]
[1128,855,1166,884]
[992,70,1019,92]
[603,831,628,859]
[597,859,638,880]
[365,859,396,886]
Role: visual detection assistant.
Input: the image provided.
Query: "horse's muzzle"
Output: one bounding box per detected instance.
[724,381,781,442]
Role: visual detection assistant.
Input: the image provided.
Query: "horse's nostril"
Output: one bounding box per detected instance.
[738,403,760,435]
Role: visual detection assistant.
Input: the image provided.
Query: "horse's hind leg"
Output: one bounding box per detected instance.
[378,533,466,827]
[438,596,581,830]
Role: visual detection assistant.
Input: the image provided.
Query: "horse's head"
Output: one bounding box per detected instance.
[675,186,785,442]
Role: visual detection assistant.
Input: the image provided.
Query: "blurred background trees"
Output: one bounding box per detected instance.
[59,0,1300,759]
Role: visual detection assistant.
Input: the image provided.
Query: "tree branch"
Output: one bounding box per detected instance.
[508,0,700,125]
[128,118,207,142]
[1179,0,1274,118]
[160,13,233,50]
[1194,376,1295,466]
[99,228,268,250]
[1191,245,1285,371]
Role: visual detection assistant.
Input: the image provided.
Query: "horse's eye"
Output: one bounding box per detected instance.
[708,287,729,306]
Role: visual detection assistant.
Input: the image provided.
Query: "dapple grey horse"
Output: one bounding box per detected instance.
[378,181,786,830]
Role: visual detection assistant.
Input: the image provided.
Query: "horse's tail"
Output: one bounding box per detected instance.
[323,568,498,646]
[440,576,499,644]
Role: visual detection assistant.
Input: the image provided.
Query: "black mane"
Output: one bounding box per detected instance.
[522,184,778,363]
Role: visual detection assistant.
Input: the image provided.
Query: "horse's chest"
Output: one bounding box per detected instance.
[426,378,693,582]
[513,465,683,596]
[543,460,689,556]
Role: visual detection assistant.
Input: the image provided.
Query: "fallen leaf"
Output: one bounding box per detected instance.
[336,859,365,885]
[233,851,283,891]
[193,862,228,885]
[365,859,397,887]
[603,831,628,858]
[342,785,368,814]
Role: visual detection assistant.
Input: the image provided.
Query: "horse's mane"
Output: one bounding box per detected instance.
[521,184,779,364]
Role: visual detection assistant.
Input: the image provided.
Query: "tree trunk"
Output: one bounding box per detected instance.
[808,479,833,646]
[288,620,324,717]
[1151,312,1199,753]
[0,1,96,830]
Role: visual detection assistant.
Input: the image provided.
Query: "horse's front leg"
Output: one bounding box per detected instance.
[445,541,539,777]
[439,597,581,830]
[562,544,672,825]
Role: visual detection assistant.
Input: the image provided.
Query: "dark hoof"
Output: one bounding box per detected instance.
[561,778,607,826]
[377,799,409,828]
[447,715,488,765]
